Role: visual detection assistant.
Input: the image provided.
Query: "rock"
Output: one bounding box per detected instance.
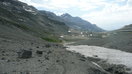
[36,46,39,48]
[17,50,32,59]
[31,42,33,45]
[71,62,75,64]
[38,59,41,62]
[63,46,68,49]
[45,44,51,48]
[2,51,5,53]
[93,55,98,57]
[79,58,85,61]
[45,56,49,60]
[6,59,10,62]
[1,57,5,60]
[29,48,33,50]
[56,60,60,63]
[36,50,43,57]
[25,72,31,74]
[2,72,7,74]
[47,50,52,54]
[36,50,43,54]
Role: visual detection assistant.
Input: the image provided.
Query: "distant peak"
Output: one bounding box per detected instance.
[61,13,72,17]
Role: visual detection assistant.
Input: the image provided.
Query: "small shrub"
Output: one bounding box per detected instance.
[41,37,62,43]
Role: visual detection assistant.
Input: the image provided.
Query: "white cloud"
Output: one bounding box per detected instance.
[115,0,126,2]
[81,2,132,30]
[127,0,132,6]
[19,0,108,10]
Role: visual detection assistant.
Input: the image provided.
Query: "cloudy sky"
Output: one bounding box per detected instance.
[18,0,132,30]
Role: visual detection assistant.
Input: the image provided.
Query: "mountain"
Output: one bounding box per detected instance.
[60,13,105,32]
[119,24,132,31]
[39,11,105,32]
[0,0,69,42]
[0,0,109,74]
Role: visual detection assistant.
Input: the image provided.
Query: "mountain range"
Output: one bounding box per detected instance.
[60,13,104,32]
[40,10,104,32]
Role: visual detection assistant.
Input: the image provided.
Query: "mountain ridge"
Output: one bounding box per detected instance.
[39,10,105,32]
[60,13,105,32]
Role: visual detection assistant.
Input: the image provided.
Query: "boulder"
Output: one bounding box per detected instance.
[17,50,32,59]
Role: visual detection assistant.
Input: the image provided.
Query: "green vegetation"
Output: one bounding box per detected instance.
[41,37,62,43]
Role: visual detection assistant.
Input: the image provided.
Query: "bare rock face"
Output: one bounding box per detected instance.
[17,50,32,59]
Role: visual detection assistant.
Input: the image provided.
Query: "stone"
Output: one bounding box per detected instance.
[45,44,51,48]
[17,50,32,59]
[36,50,43,57]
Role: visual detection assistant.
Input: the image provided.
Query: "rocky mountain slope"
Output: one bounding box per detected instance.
[0,0,110,74]
[39,11,104,32]
[60,13,105,32]
[0,0,69,42]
